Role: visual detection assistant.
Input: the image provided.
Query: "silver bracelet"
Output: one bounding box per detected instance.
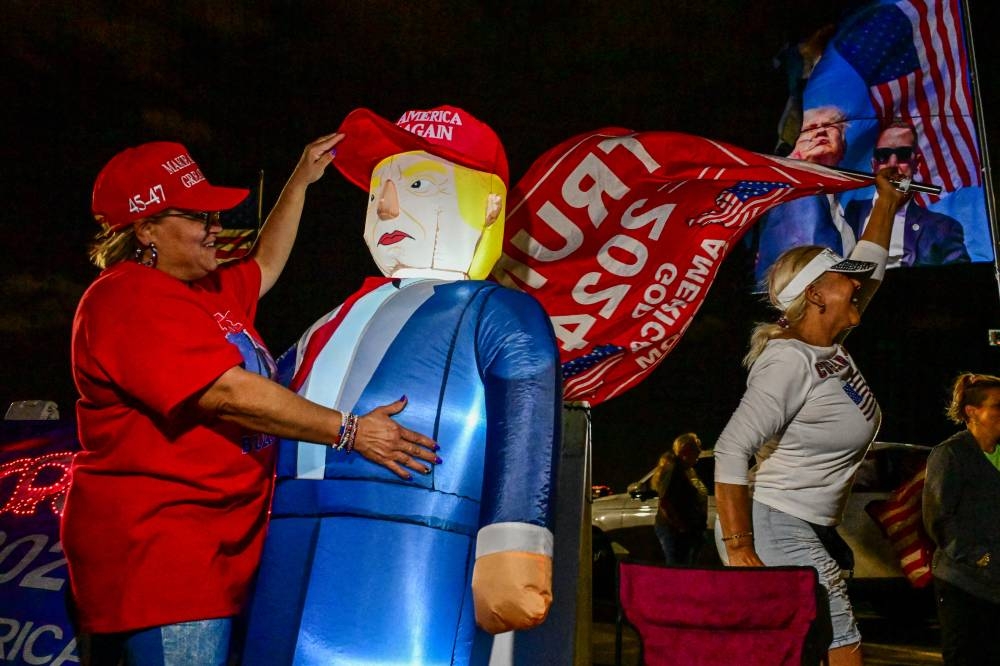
[721,530,754,542]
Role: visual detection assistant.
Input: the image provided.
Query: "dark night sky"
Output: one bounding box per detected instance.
[3,1,998,491]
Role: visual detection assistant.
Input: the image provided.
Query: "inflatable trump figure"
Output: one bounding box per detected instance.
[243,105,561,665]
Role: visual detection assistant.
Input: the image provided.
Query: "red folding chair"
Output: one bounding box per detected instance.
[616,560,831,666]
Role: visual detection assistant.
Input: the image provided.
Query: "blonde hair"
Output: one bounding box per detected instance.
[651,450,675,490]
[454,166,506,280]
[743,245,826,369]
[945,372,1000,425]
[88,224,140,270]
[672,432,701,456]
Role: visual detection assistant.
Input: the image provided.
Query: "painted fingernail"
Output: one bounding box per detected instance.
[329,147,338,158]
[422,467,431,475]
[435,456,443,465]
[400,394,407,402]
[433,443,441,451]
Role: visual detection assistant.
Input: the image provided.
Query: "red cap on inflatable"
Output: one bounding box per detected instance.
[333,105,509,190]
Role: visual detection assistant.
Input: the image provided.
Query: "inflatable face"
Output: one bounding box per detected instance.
[364,150,506,280]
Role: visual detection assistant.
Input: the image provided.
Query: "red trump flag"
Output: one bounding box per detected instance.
[494,128,869,405]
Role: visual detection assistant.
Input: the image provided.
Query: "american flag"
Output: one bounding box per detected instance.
[865,465,934,588]
[561,344,626,401]
[216,170,264,263]
[844,371,879,421]
[687,181,794,228]
[215,228,258,263]
[833,0,979,203]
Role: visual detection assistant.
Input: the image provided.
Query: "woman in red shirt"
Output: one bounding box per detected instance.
[63,135,438,665]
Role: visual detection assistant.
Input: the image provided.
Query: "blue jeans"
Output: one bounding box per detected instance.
[80,618,232,666]
[655,523,703,565]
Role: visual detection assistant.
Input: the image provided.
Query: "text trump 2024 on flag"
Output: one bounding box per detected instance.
[494,128,868,406]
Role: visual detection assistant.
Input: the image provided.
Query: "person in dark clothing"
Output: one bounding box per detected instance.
[923,372,1000,666]
[653,433,708,565]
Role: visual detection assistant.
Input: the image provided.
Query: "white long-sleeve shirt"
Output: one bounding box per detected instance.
[714,339,881,525]
[714,240,888,526]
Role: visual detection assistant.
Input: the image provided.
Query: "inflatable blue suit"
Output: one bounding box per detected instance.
[244,105,561,665]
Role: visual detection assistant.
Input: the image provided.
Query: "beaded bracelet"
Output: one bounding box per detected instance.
[332,412,359,454]
[341,412,358,454]
[721,530,754,542]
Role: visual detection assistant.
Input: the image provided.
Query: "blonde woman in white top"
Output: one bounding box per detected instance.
[714,167,907,666]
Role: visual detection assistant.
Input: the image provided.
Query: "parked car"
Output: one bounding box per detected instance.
[590,484,614,500]
[592,449,717,565]
[592,442,935,612]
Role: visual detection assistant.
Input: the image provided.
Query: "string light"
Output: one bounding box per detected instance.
[0,452,77,517]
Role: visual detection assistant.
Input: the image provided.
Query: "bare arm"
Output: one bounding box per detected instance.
[195,365,437,479]
[715,481,765,567]
[837,166,909,342]
[252,133,345,297]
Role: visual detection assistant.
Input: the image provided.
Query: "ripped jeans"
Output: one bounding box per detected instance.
[715,501,861,650]
[749,501,860,649]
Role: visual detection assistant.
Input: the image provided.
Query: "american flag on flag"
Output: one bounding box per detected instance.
[828,0,979,204]
[561,344,626,401]
[688,181,794,227]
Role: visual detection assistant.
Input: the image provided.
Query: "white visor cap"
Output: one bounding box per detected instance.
[775,248,878,310]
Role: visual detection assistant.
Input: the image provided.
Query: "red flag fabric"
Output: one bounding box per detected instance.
[495,128,868,405]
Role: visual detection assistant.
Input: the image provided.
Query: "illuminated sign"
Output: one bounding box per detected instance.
[0,452,76,518]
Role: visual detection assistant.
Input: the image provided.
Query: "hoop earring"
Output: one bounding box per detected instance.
[134,242,157,268]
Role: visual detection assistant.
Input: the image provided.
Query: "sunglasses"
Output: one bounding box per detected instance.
[149,210,220,228]
[873,147,916,164]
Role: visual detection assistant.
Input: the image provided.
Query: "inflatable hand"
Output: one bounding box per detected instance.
[472,550,553,634]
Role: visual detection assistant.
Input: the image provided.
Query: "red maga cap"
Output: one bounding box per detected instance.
[91,141,249,231]
[333,105,509,191]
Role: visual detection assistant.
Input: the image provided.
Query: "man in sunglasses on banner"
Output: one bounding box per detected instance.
[844,119,970,268]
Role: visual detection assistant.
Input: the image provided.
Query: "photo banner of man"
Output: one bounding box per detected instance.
[494,127,869,406]
[753,0,992,278]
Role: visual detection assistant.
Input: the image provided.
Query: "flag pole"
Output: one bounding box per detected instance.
[961,0,1000,302]
[826,166,942,195]
[256,169,265,231]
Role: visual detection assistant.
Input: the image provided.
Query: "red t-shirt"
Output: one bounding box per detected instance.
[63,259,277,633]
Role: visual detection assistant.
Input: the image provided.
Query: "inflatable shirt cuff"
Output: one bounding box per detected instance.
[475,522,554,559]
